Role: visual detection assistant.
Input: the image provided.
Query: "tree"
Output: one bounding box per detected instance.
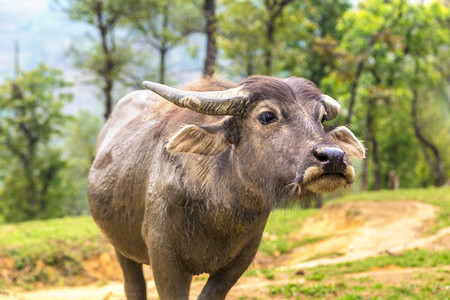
[281,0,351,86]
[58,0,131,120]
[0,64,72,222]
[323,0,449,189]
[60,111,102,215]
[219,0,298,77]
[341,0,407,125]
[399,2,450,186]
[126,0,203,84]
[263,0,294,75]
[203,0,217,77]
[219,0,266,77]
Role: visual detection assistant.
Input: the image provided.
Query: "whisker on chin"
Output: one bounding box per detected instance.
[284,181,302,197]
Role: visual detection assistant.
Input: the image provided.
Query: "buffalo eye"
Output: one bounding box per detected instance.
[258,111,277,125]
[321,114,330,124]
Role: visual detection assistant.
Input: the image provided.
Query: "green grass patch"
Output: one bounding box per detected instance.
[259,207,319,257]
[305,248,450,280]
[269,283,340,298]
[0,216,108,287]
[332,186,450,204]
[0,216,105,257]
[269,263,450,299]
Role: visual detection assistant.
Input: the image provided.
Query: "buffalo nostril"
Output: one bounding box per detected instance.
[313,150,329,162]
[314,147,346,173]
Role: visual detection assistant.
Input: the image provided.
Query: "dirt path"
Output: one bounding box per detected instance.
[4,265,450,300]
[2,200,449,300]
[276,200,441,269]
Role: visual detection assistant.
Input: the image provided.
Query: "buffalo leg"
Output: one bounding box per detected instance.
[197,239,261,300]
[116,250,147,300]
[150,250,193,299]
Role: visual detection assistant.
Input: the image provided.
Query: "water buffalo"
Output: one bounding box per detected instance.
[88,76,365,299]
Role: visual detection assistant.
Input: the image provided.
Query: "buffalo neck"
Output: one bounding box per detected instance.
[179,145,273,223]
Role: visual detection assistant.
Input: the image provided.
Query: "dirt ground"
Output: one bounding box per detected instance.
[2,200,450,300]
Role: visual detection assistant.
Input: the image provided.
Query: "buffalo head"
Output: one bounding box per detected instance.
[144,75,364,202]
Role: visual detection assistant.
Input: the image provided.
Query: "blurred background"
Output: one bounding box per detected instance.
[0,0,449,298]
[1,0,448,223]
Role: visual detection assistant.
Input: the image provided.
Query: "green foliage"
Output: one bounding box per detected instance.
[57,0,135,119]
[56,0,449,194]
[219,0,267,77]
[68,39,131,85]
[219,0,449,190]
[281,0,351,85]
[323,0,450,189]
[124,0,203,83]
[0,64,73,222]
[60,111,103,215]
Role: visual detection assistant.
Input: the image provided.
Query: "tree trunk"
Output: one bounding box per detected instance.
[40,165,56,213]
[103,79,113,120]
[345,3,405,124]
[411,88,446,186]
[264,17,275,75]
[203,0,217,77]
[371,126,381,190]
[23,157,37,216]
[96,0,115,120]
[361,151,369,191]
[361,107,370,191]
[361,97,381,190]
[159,47,167,84]
[246,50,255,76]
[263,0,293,75]
[346,61,364,124]
[159,3,169,84]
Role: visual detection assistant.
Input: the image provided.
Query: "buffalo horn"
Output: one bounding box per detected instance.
[143,81,250,116]
[321,95,341,120]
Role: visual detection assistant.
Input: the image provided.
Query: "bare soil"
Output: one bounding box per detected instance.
[2,200,449,300]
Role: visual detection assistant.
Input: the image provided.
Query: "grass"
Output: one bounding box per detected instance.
[0,216,109,288]
[262,247,450,299]
[259,207,320,257]
[331,186,449,204]
[0,216,105,256]
[270,280,450,299]
[305,248,450,279]
[268,268,450,299]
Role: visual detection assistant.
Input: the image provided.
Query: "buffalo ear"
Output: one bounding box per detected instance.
[327,126,365,159]
[166,121,229,156]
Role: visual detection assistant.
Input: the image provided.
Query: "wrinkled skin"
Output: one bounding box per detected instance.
[88,76,364,300]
